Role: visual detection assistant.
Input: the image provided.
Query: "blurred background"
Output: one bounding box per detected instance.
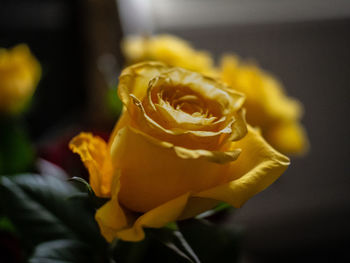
[1,0,350,262]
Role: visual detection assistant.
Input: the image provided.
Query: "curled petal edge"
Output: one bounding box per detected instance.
[69,133,113,198]
[118,61,246,114]
[194,126,290,207]
[111,125,243,164]
[129,94,247,150]
[118,61,169,107]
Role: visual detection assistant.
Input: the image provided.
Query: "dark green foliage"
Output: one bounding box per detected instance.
[0,172,241,263]
[0,174,108,262]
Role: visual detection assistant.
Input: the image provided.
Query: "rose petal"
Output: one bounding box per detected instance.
[118,61,168,108]
[94,170,129,242]
[173,146,241,164]
[115,193,191,242]
[144,72,241,131]
[69,133,113,197]
[194,126,290,208]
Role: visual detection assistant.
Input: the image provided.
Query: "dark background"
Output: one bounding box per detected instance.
[1,0,349,262]
[0,0,86,138]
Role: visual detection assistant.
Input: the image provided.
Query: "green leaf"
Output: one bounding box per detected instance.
[68,177,93,195]
[178,219,243,263]
[165,221,179,231]
[28,239,98,263]
[0,174,104,248]
[68,177,109,209]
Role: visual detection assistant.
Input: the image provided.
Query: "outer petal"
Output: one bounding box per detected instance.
[95,170,129,242]
[118,61,168,108]
[109,126,242,213]
[107,109,130,148]
[194,126,290,207]
[116,193,191,241]
[69,133,113,197]
[264,121,309,155]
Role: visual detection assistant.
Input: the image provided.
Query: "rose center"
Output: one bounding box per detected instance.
[158,85,221,121]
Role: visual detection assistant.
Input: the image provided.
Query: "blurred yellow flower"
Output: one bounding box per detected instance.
[122,34,216,76]
[220,55,309,155]
[70,62,289,242]
[0,44,41,114]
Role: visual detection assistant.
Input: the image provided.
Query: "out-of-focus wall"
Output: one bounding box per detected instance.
[118,0,350,34]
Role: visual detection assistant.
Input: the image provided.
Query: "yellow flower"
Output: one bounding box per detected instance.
[122,34,216,76]
[70,62,289,242]
[220,55,309,155]
[0,44,41,114]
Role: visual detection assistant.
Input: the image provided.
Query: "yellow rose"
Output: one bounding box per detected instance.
[122,35,216,76]
[220,55,309,155]
[0,44,41,114]
[69,62,289,242]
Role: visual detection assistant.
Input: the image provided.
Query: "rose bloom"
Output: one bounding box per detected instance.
[70,62,289,242]
[220,55,309,155]
[122,34,216,77]
[0,44,41,114]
